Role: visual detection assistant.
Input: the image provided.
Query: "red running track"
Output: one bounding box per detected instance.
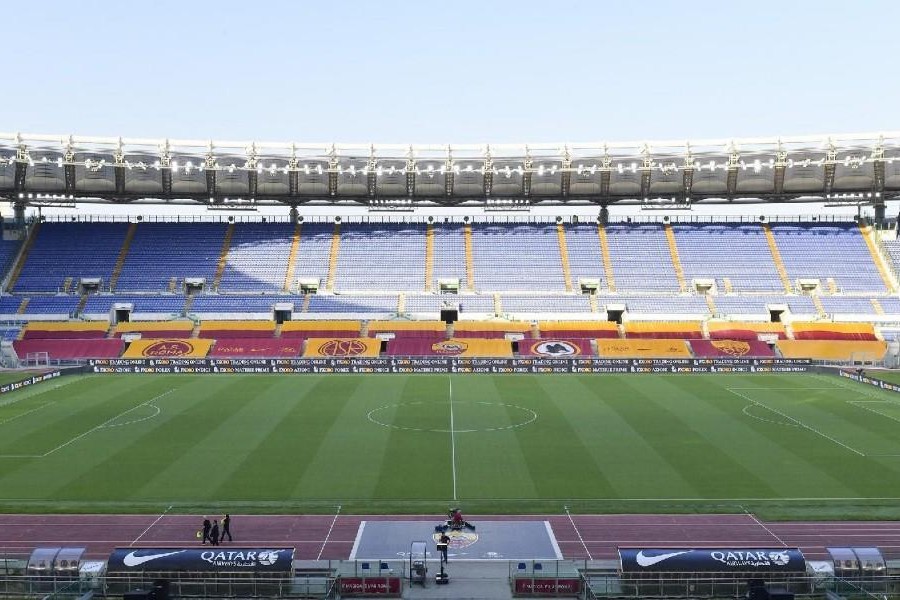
[0,513,898,561]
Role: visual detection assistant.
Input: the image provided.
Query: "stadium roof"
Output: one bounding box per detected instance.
[1,131,899,209]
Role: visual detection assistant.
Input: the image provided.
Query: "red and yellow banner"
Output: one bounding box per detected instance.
[122,338,213,358]
[303,338,381,358]
[597,339,691,358]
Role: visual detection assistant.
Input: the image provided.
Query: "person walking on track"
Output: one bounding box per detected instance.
[221,514,233,542]
[210,520,220,546]
[201,518,212,545]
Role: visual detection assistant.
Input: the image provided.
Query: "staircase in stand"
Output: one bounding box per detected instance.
[424,222,434,292]
[859,223,898,293]
[811,295,826,316]
[493,293,501,316]
[212,223,235,290]
[556,222,573,292]
[325,223,341,291]
[763,223,793,293]
[871,298,885,315]
[16,297,29,314]
[705,294,717,315]
[283,222,302,292]
[663,223,687,292]
[76,294,89,314]
[464,223,475,292]
[302,294,312,313]
[6,220,41,292]
[597,223,616,292]
[109,222,137,291]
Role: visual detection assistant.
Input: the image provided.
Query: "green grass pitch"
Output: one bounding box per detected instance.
[0,372,899,520]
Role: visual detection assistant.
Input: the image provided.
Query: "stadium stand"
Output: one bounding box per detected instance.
[83,294,186,315]
[115,222,226,292]
[712,295,817,315]
[13,295,80,316]
[404,294,494,314]
[13,222,128,292]
[280,320,361,338]
[113,321,193,338]
[565,223,606,291]
[770,223,887,293]
[307,294,398,314]
[672,223,784,292]
[303,337,380,357]
[518,338,594,356]
[688,339,776,358]
[290,223,333,291]
[453,320,531,338]
[13,338,124,360]
[624,321,704,339]
[385,337,513,357]
[209,338,302,357]
[198,320,276,338]
[605,224,680,291]
[500,294,592,313]
[218,223,294,292]
[790,321,878,341]
[776,339,887,361]
[470,224,566,291]
[707,321,786,340]
[597,339,692,358]
[367,320,447,338]
[431,223,468,291]
[335,223,425,291]
[609,295,709,314]
[21,321,108,339]
[538,320,619,339]
[190,294,296,313]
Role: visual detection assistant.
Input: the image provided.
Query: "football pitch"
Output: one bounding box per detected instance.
[0,371,899,520]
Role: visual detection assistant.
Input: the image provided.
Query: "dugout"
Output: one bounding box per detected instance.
[105,547,294,598]
[617,548,808,598]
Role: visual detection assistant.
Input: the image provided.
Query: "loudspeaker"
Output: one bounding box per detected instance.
[441,308,458,324]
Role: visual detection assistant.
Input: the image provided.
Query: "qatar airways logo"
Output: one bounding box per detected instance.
[200,550,281,567]
[710,550,791,567]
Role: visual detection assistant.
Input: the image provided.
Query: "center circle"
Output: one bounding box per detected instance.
[367,401,537,433]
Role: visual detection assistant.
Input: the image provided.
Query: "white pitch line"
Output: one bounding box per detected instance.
[131,505,173,546]
[449,375,458,501]
[741,505,788,547]
[848,401,900,425]
[0,402,54,426]
[317,504,342,560]
[564,506,592,560]
[727,388,866,456]
[39,389,174,457]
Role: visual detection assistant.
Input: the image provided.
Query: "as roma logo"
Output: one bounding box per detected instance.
[318,339,368,356]
[432,530,478,550]
[142,340,195,357]
[432,340,468,355]
[531,340,580,357]
[711,339,751,357]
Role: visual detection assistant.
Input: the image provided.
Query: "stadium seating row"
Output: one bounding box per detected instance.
[12,336,886,361]
[8,221,895,296]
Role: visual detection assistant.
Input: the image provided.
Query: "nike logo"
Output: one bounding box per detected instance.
[123,550,186,567]
[635,550,690,567]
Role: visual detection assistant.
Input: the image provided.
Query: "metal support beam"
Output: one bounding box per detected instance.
[114,139,125,197]
[560,146,571,198]
[13,201,25,227]
[327,145,338,197]
[483,145,493,197]
[522,147,532,197]
[204,142,217,199]
[600,149,611,200]
[444,147,454,197]
[63,140,76,196]
[288,144,299,197]
[405,146,416,197]
[160,140,172,197]
[823,139,837,196]
[639,144,652,199]
[366,145,377,198]
[725,142,739,198]
[774,144,787,197]
[246,143,258,199]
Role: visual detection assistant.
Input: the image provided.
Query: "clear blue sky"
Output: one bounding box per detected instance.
[5,0,899,144]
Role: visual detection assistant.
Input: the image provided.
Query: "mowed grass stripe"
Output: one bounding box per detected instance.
[370,375,451,499]
[685,376,858,498]
[451,375,541,500]
[48,376,243,502]
[605,376,778,498]
[570,375,698,498]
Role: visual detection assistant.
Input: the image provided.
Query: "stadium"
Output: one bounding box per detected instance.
[0,128,899,599]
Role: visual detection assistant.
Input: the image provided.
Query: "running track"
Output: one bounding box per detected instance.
[1,513,898,561]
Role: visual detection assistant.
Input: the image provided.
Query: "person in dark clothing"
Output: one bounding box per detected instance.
[202,518,212,545]
[439,533,450,563]
[210,520,220,546]
[221,514,233,542]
